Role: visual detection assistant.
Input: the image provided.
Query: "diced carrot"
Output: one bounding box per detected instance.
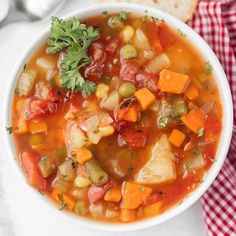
[185,84,199,100]
[118,107,138,122]
[75,147,92,165]
[158,69,191,94]
[120,209,136,222]
[135,88,155,110]
[104,187,122,202]
[51,189,75,211]
[181,108,205,134]
[14,118,28,135]
[144,201,163,217]
[29,121,48,134]
[168,129,186,147]
[122,182,152,209]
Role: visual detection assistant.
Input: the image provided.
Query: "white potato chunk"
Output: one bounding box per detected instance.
[135,134,176,184]
[145,53,170,74]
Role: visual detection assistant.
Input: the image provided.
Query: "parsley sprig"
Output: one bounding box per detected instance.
[47,17,99,95]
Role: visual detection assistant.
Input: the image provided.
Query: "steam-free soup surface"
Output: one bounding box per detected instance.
[11,12,222,223]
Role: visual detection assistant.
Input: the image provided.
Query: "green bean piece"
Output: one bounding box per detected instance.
[172,97,188,117]
[85,159,108,186]
[74,201,88,216]
[120,44,137,59]
[118,82,136,98]
[108,15,124,30]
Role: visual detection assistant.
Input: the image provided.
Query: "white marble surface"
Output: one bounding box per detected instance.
[0,1,207,235]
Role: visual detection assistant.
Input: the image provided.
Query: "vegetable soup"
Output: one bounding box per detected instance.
[10,12,222,223]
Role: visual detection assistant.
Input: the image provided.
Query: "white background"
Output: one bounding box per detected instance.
[0,0,206,235]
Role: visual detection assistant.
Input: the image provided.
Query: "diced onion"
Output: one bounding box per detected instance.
[145,53,170,74]
[17,69,37,96]
[80,115,99,132]
[36,57,55,70]
[100,91,120,111]
[98,113,113,126]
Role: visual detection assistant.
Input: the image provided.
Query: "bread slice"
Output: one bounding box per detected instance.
[100,0,198,22]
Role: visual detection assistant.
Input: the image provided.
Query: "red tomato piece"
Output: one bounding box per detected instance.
[102,179,115,192]
[143,191,164,206]
[88,185,106,203]
[23,97,58,120]
[19,151,47,190]
[136,71,159,92]
[120,59,139,83]
[85,42,106,80]
[205,114,221,134]
[119,130,147,148]
[105,38,119,54]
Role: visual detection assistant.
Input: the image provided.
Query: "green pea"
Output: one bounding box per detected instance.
[120,44,137,59]
[118,82,136,98]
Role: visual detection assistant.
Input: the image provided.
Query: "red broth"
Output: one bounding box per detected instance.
[11,13,222,223]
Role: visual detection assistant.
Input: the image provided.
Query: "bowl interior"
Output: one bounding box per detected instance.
[3,2,233,232]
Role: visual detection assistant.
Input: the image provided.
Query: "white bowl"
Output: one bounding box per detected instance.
[3,2,233,232]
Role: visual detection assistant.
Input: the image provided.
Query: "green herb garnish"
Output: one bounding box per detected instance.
[128,166,134,174]
[198,127,204,137]
[5,126,13,134]
[102,11,108,15]
[177,29,186,37]
[158,117,170,128]
[119,11,127,21]
[205,61,213,76]
[182,68,187,74]
[139,187,145,192]
[103,75,111,82]
[47,17,99,95]
[57,193,68,210]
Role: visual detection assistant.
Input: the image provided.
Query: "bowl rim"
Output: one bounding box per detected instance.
[2,2,233,232]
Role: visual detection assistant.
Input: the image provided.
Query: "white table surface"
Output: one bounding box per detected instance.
[0,1,207,235]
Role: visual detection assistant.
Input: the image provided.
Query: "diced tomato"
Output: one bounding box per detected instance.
[118,130,147,148]
[23,97,58,120]
[205,114,221,134]
[88,185,105,203]
[35,82,60,102]
[143,191,164,206]
[105,38,119,54]
[157,22,174,50]
[47,87,61,102]
[136,71,159,92]
[102,179,115,191]
[120,59,139,83]
[19,151,47,190]
[85,42,106,80]
[204,143,217,169]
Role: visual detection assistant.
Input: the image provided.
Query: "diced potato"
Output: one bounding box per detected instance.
[89,203,103,218]
[36,57,55,70]
[105,210,120,219]
[120,25,135,43]
[145,54,170,74]
[135,135,176,184]
[17,69,37,96]
[133,29,151,50]
[180,153,205,173]
[58,159,76,181]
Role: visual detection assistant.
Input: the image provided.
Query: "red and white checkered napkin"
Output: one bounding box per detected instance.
[188,0,236,235]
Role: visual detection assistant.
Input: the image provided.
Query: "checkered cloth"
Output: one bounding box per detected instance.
[188,0,236,235]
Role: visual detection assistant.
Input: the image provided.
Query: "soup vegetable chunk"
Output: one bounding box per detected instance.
[11,12,222,223]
